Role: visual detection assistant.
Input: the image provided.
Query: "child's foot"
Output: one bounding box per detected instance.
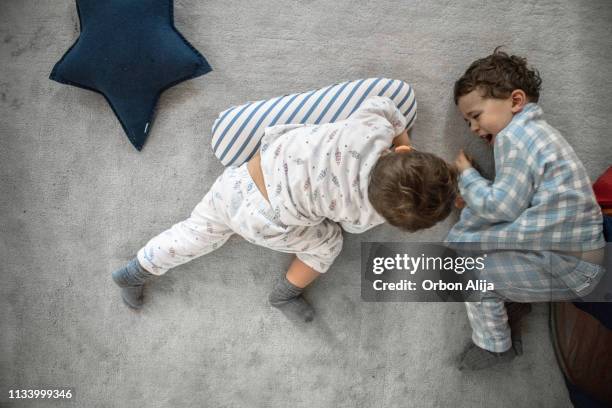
[458,343,516,371]
[112,258,155,309]
[268,276,314,322]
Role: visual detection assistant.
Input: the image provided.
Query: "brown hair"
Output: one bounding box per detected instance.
[454,46,542,104]
[368,150,458,232]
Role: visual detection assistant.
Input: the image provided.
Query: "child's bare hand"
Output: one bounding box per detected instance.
[455,149,473,173]
[454,195,466,209]
[392,129,411,147]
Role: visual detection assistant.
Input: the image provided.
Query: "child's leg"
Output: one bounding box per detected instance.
[136,193,233,276]
[269,257,321,322]
[113,173,234,308]
[465,298,512,353]
[286,256,321,287]
[462,300,533,353]
[265,220,343,322]
[459,297,518,370]
[459,252,541,370]
[459,250,602,369]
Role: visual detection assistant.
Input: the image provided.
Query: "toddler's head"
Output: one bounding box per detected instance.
[368,149,458,232]
[454,47,542,144]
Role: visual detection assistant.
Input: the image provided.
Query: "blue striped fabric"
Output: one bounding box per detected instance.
[211,78,417,167]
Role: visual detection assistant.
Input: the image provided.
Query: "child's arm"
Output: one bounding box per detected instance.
[339,222,370,234]
[350,96,408,137]
[261,123,308,147]
[392,129,412,147]
[455,145,535,222]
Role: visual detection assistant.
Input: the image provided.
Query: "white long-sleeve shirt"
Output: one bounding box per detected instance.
[259,96,408,233]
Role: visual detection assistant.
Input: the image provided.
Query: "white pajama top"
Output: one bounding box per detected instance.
[259,96,408,234]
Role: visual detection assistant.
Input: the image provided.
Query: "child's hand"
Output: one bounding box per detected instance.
[455,149,473,173]
[454,195,466,209]
[392,129,411,147]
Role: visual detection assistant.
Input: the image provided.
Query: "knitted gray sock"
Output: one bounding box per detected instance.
[459,343,516,371]
[112,258,155,309]
[268,276,314,322]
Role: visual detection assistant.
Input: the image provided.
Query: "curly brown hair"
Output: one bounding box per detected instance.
[454,46,542,104]
[368,150,458,232]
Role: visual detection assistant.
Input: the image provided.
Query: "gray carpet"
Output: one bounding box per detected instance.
[2,0,611,407]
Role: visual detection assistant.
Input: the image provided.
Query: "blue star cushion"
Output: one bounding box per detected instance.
[50,0,212,150]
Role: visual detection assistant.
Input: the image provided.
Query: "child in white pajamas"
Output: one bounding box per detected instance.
[113,96,458,320]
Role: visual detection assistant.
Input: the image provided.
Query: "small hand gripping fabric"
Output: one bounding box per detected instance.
[211,78,417,167]
[50,0,212,150]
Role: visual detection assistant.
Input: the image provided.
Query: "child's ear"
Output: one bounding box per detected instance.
[510,89,528,113]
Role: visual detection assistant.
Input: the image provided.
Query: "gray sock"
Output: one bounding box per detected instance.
[112,258,155,309]
[268,276,314,322]
[459,343,516,371]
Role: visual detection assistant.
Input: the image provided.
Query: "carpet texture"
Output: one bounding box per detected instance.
[1,0,611,407]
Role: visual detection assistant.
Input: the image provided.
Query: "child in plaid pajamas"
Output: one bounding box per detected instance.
[447,48,606,370]
[112,96,458,321]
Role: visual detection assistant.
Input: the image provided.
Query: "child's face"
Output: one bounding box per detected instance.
[457,89,514,145]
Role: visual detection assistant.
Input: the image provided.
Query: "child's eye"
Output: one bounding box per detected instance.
[473,113,481,119]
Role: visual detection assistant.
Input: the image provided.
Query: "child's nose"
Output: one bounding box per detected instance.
[470,122,479,133]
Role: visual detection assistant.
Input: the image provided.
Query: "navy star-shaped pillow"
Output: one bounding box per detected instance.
[50,0,211,150]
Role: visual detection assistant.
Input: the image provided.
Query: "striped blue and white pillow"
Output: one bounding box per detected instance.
[211,78,417,167]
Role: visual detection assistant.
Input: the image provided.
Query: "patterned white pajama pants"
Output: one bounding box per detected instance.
[137,164,343,275]
[465,250,604,352]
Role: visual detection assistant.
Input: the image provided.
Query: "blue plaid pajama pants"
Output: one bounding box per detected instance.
[465,250,604,352]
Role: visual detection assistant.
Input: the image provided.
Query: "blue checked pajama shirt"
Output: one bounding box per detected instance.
[446,103,605,352]
[138,97,406,276]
